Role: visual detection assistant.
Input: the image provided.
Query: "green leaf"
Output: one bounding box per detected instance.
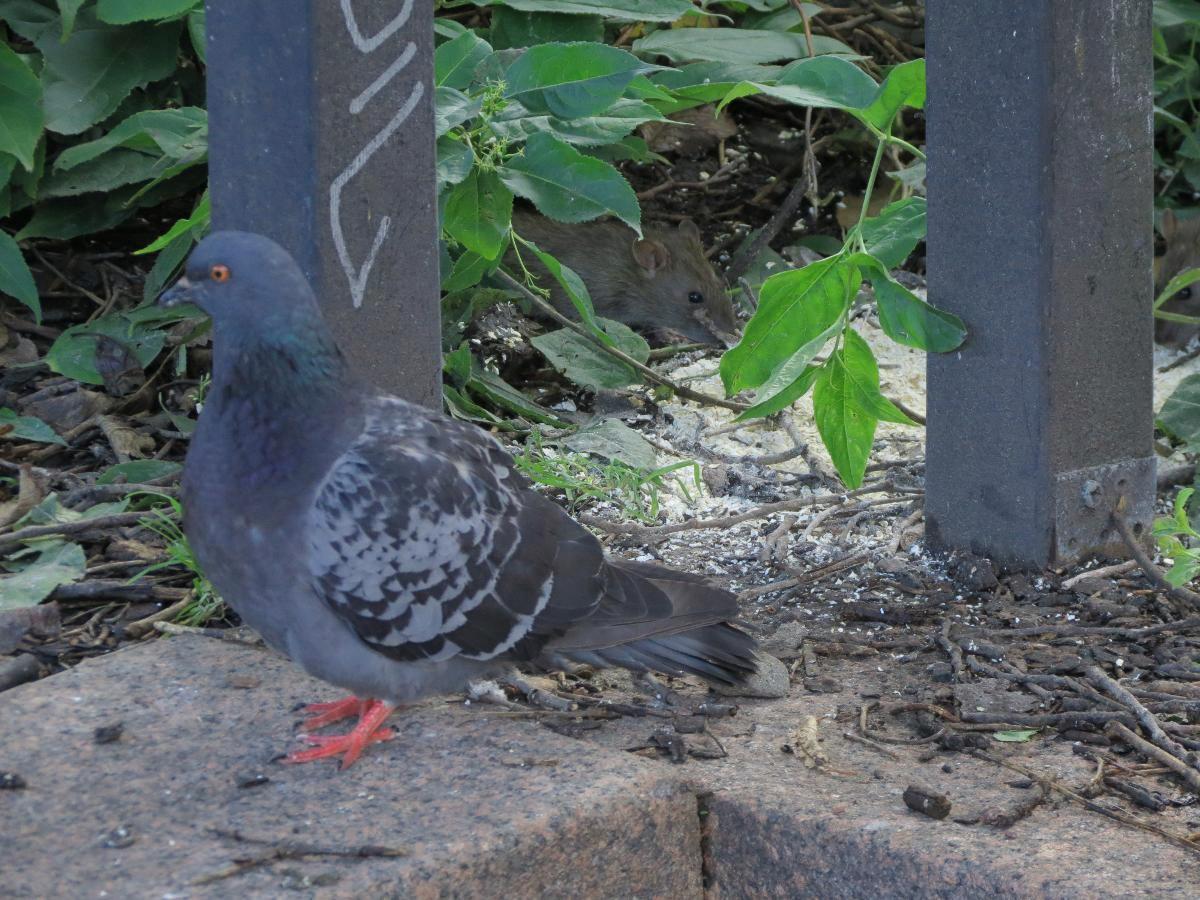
[434,86,482,137]
[0,42,43,172]
[97,459,181,484]
[44,313,167,385]
[718,55,877,113]
[633,28,857,65]
[1154,0,1200,28]
[0,0,62,41]
[490,98,666,147]
[519,237,607,341]
[504,42,655,120]
[1155,266,1200,311]
[498,132,641,234]
[40,147,164,197]
[562,418,658,470]
[38,11,184,135]
[443,169,513,259]
[0,541,85,609]
[466,367,568,426]
[442,249,500,293]
[993,729,1039,743]
[720,254,857,393]
[96,0,200,23]
[135,188,209,254]
[652,62,783,108]
[490,8,603,50]
[860,58,925,130]
[435,30,493,90]
[860,196,926,268]
[869,270,965,353]
[436,135,475,187]
[813,333,878,488]
[16,193,128,240]
[53,107,207,171]
[187,7,205,61]
[1159,374,1200,443]
[486,0,694,21]
[57,0,88,38]
[0,230,40,320]
[0,408,65,445]
[735,363,820,421]
[532,317,650,390]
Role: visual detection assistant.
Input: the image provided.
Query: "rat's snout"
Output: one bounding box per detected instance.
[688,307,741,348]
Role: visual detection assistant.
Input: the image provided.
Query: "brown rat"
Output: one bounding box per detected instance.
[511,209,738,346]
[1154,209,1200,348]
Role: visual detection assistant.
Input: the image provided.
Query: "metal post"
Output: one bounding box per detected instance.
[924,0,1155,568]
[206,0,441,406]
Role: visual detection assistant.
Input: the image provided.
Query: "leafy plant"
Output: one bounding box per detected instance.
[1153,0,1200,208]
[514,427,699,523]
[136,493,223,626]
[715,56,964,487]
[1153,486,1200,586]
[0,0,208,317]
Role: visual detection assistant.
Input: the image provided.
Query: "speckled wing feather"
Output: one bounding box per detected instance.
[304,397,609,664]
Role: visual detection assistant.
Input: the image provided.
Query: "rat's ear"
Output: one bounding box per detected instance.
[632,237,672,274]
[1161,208,1179,241]
[677,218,702,244]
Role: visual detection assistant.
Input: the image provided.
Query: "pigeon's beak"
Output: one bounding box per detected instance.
[158,275,194,308]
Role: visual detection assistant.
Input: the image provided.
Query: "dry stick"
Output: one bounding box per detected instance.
[842,730,901,759]
[1061,559,1139,590]
[725,165,815,284]
[582,479,900,539]
[936,619,965,681]
[495,270,746,413]
[1086,666,1200,771]
[125,595,193,639]
[977,616,1200,640]
[1112,498,1200,611]
[739,550,870,601]
[972,750,1200,857]
[886,507,923,555]
[1105,721,1200,794]
[0,511,153,549]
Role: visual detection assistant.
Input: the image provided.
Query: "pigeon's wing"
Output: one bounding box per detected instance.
[304,397,611,663]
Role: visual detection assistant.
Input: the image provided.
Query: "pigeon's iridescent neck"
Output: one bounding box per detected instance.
[196,321,361,496]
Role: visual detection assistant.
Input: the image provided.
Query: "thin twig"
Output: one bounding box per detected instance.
[1112,497,1200,611]
[1061,560,1139,590]
[1105,721,1200,794]
[1086,665,1199,770]
[973,751,1200,857]
[581,480,900,539]
[496,270,747,413]
[0,511,154,549]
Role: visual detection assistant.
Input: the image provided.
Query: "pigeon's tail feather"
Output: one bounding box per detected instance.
[566,623,757,686]
[546,558,759,686]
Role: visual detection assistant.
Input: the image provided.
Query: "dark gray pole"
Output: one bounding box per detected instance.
[206,1,441,407]
[924,1,1155,569]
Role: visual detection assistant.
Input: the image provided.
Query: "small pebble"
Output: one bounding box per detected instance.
[93,723,124,745]
[236,772,271,789]
[0,772,27,790]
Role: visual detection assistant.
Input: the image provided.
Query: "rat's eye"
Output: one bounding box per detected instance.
[1180,287,1194,301]
[688,291,704,304]
[210,264,231,283]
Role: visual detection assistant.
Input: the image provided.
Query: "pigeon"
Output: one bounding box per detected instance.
[159,231,758,768]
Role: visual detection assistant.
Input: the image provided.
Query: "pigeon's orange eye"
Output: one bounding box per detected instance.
[210,264,231,283]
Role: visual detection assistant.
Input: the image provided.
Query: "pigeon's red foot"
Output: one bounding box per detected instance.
[296,695,368,731]
[283,698,397,769]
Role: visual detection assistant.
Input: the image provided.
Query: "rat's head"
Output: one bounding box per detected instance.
[1155,210,1200,349]
[626,220,739,346]
[159,231,321,335]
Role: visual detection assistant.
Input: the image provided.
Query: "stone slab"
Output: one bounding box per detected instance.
[6,637,1200,898]
[0,636,701,899]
